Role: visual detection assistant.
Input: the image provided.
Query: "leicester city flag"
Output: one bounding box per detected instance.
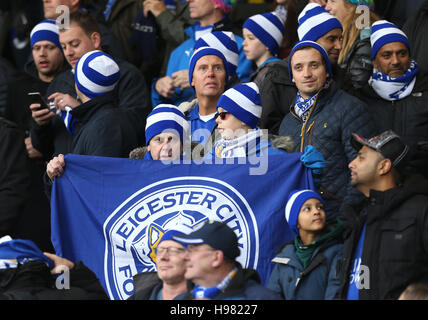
[51,153,314,300]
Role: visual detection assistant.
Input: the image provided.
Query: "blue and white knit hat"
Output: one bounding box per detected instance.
[216,82,261,128]
[30,19,61,50]
[158,224,194,245]
[242,12,285,55]
[370,20,411,60]
[189,46,229,87]
[288,40,333,80]
[194,31,238,77]
[74,50,120,99]
[145,104,190,144]
[285,189,324,236]
[297,3,342,42]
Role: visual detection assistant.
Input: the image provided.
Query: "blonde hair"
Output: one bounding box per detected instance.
[338,2,380,64]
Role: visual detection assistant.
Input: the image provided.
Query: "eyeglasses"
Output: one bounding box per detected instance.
[215,111,230,120]
[155,247,185,256]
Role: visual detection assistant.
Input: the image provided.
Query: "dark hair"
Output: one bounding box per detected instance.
[60,10,100,36]
[272,0,299,52]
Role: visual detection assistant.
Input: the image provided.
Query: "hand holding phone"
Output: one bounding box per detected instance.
[28,92,55,111]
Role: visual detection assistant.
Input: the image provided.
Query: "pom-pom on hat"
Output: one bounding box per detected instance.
[194,31,238,77]
[243,12,285,55]
[74,50,120,99]
[188,46,229,87]
[370,20,410,60]
[145,104,189,144]
[288,40,333,80]
[30,19,62,50]
[216,82,261,129]
[285,189,325,236]
[297,3,342,42]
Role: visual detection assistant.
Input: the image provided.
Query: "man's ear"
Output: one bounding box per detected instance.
[211,250,224,268]
[90,32,102,50]
[378,158,393,176]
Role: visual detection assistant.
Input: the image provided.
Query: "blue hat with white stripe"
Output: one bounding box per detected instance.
[194,31,238,76]
[217,82,261,129]
[297,3,342,42]
[189,46,229,87]
[288,40,333,80]
[30,19,62,50]
[158,224,194,245]
[285,189,324,236]
[370,20,410,60]
[145,104,189,144]
[243,12,285,55]
[74,50,120,99]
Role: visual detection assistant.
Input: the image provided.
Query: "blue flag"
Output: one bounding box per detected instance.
[51,153,314,300]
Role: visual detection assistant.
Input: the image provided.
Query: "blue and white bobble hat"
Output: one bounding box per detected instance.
[189,46,230,87]
[370,20,411,60]
[74,50,120,99]
[30,19,62,50]
[297,3,342,42]
[288,40,333,80]
[216,82,261,129]
[242,12,285,55]
[285,189,325,236]
[194,31,239,77]
[158,224,195,245]
[145,104,190,144]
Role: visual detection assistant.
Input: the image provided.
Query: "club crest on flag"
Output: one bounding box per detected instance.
[103,177,259,300]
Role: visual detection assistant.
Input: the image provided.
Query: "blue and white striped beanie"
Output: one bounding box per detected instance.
[370,20,410,60]
[158,224,194,245]
[242,12,285,55]
[216,82,261,129]
[297,3,342,42]
[194,31,238,77]
[189,46,229,87]
[30,19,61,50]
[288,40,333,80]
[285,189,324,236]
[74,50,120,99]
[145,104,189,144]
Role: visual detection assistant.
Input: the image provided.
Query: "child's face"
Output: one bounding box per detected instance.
[242,28,271,66]
[297,198,326,233]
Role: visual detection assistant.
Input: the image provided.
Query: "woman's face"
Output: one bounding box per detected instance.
[325,0,354,25]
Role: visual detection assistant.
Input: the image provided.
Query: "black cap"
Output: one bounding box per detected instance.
[173,220,240,260]
[351,130,409,167]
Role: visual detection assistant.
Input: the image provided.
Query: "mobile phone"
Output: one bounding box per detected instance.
[28,92,51,110]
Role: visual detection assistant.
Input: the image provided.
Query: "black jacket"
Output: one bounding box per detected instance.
[127,272,163,300]
[251,59,296,135]
[0,260,108,300]
[338,175,428,300]
[175,265,282,300]
[0,118,30,237]
[279,81,376,221]
[70,92,139,157]
[354,71,428,180]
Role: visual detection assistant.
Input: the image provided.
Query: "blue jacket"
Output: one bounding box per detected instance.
[278,81,376,220]
[151,17,253,107]
[267,237,343,300]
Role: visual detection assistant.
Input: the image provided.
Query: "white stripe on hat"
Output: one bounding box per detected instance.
[76,53,118,94]
[298,12,338,40]
[30,21,59,38]
[199,32,238,67]
[223,84,261,118]
[371,26,408,47]
[284,190,307,222]
[250,14,283,45]
[145,111,190,132]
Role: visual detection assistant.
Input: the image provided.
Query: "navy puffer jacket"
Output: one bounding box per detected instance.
[279,81,376,220]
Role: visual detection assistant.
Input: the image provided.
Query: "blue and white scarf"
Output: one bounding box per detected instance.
[194,22,214,41]
[369,60,418,101]
[61,106,75,135]
[192,267,238,299]
[214,128,266,159]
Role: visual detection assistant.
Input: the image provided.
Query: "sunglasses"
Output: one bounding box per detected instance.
[215,111,230,120]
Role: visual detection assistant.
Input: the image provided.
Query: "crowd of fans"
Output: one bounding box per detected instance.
[0,0,428,300]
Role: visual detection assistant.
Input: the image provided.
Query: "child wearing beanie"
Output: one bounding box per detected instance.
[267,189,344,300]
